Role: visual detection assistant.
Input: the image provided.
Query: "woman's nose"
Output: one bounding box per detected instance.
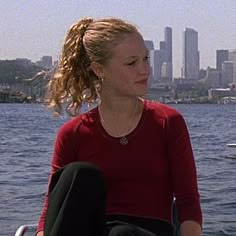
[139,61,150,76]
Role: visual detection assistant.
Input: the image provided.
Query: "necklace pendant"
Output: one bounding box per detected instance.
[120,136,128,145]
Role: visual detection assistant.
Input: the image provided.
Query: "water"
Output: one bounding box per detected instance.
[0,103,236,236]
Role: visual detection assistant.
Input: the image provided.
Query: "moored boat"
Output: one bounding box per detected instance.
[226,143,236,147]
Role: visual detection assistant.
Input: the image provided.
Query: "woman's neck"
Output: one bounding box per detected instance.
[99,94,140,113]
[98,96,144,138]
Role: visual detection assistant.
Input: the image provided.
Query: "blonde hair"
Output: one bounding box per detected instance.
[46,17,138,116]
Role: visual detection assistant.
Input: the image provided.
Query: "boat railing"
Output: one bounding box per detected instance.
[15,224,37,236]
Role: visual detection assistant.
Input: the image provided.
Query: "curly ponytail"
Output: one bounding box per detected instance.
[46,17,138,116]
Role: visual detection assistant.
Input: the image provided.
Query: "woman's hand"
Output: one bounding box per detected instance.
[36,231,44,236]
[180,220,202,236]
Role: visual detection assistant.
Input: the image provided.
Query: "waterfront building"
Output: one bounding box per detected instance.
[228,50,236,85]
[15,58,33,67]
[216,50,229,72]
[36,56,53,69]
[222,61,234,87]
[182,28,199,80]
[205,67,220,88]
[208,88,236,100]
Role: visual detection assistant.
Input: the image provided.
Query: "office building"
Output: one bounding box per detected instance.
[144,40,155,85]
[228,50,236,84]
[222,61,234,87]
[216,50,229,72]
[182,28,199,80]
[144,40,154,51]
[164,27,172,80]
[149,50,162,82]
[36,56,53,69]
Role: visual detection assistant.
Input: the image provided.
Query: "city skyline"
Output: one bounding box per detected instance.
[0,0,236,77]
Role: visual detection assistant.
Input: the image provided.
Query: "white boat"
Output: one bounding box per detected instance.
[226,143,236,147]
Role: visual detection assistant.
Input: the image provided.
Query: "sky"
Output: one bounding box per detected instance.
[0,0,235,77]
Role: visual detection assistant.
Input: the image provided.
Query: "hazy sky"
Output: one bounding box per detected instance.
[0,0,235,77]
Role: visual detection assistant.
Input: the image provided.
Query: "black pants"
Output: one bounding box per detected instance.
[44,162,173,236]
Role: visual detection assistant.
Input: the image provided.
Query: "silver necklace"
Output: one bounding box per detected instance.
[98,98,139,145]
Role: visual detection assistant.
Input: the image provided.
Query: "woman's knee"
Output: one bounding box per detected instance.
[49,162,105,194]
[63,162,104,184]
[63,162,101,176]
[108,224,141,236]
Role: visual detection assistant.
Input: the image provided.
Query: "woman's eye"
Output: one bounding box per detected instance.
[144,56,150,62]
[126,61,136,66]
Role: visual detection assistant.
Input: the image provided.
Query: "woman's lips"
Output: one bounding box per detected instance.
[135,79,148,84]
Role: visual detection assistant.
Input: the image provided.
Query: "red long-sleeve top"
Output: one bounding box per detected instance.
[37,100,202,232]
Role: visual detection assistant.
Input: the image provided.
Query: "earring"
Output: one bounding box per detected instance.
[99,76,104,82]
[82,88,92,100]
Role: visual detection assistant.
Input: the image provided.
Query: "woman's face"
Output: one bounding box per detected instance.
[100,32,150,98]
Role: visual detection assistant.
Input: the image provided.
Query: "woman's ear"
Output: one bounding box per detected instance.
[90,62,104,78]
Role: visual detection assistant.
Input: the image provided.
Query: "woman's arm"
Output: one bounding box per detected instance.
[166,110,202,227]
[180,220,202,236]
[36,119,79,234]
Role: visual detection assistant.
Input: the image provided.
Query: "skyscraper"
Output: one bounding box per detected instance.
[144,29,172,83]
[216,50,229,86]
[159,40,167,80]
[149,50,162,82]
[144,40,154,51]
[144,40,155,85]
[182,28,199,80]
[216,50,229,72]
[228,50,236,85]
[222,61,234,87]
[164,27,172,80]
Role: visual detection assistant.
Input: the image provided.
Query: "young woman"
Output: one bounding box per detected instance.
[36,17,202,236]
